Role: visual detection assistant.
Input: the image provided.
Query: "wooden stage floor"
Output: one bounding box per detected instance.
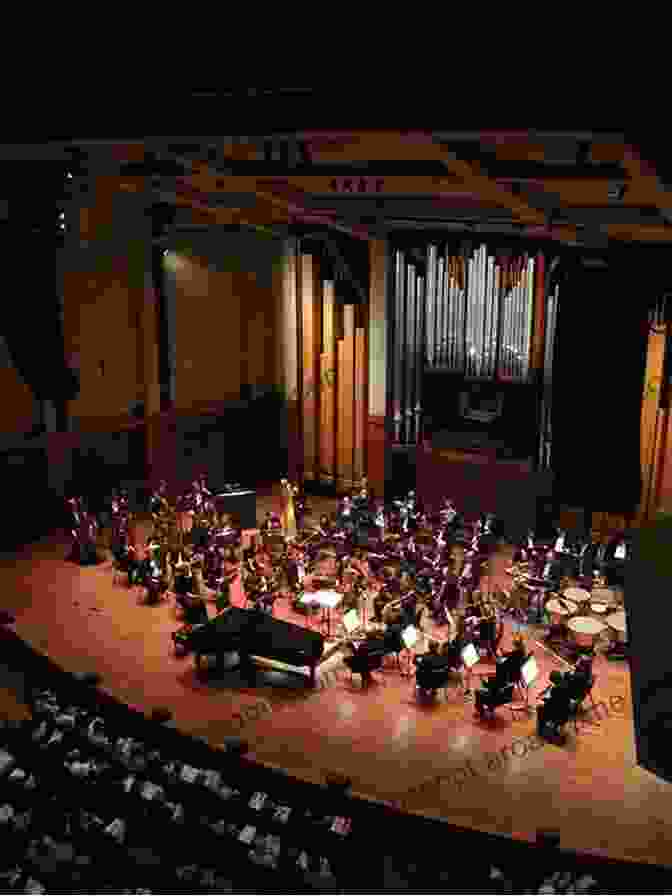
[1,527,671,871]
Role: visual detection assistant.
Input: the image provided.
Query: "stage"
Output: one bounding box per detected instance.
[2,529,671,870]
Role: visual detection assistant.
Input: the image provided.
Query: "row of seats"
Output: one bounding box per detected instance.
[0,671,350,893]
[2,623,671,893]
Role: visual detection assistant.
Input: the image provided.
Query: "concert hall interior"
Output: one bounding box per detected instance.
[2,104,672,892]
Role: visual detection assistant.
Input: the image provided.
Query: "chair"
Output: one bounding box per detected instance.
[414,661,458,701]
[344,649,386,688]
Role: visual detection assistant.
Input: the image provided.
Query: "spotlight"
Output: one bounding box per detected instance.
[67,172,73,179]
[163,249,169,256]
[59,212,65,220]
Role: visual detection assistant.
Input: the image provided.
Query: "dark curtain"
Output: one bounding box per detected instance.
[551,254,649,512]
[0,178,79,405]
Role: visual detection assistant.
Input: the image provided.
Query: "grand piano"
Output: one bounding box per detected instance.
[187,607,325,687]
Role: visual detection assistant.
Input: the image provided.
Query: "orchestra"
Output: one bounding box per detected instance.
[68,474,626,750]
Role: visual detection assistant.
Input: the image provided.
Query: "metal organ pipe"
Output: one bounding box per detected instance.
[394,251,405,432]
[415,275,425,441]
[481,245,488,378]
[477,245,485,377]
[445,257,460,370]
[436,255,445,368]
[515,258,523,379]
[525,256,535,381]
[405,263,416,443]
[450,262,457,371]
[426,245,437,368]
[501,263,511,377]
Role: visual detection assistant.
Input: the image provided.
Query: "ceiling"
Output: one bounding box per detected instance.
[4,91,672,250]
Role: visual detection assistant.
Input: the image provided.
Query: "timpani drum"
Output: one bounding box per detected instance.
[607,610,627,644]
[590,602,609,621]
[568,616,606,649]
[546,598,577,627]
[564,587,591,612]
[591,588,618,607]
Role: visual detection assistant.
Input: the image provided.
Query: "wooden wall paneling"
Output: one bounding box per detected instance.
[320,280,336,484]
[341,305,356,490]
[368,239,389,497]
[300,254,320,481]
[640,329,666,520]
[320,353,336,483]
[354,326,366,482]
[337,338,347,488]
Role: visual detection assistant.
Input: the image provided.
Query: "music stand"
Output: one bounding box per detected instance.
[516,655,539,709]
[461,642,480,691]
[400,625,418,677]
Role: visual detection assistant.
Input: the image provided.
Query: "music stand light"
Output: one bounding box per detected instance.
[343,609,360,634]
[402,625,418,650]
[521,655,539,687]
[461,643,480,669]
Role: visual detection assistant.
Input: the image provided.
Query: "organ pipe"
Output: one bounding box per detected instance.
[394,251,404,423]
[390,242,560,443]
[525,256,535,381]
[406,263,416,426]
[436,255,445,367]
[426,245,437,367]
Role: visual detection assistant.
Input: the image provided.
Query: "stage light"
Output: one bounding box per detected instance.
[59,212,65,219]
[163,249,169,256]
[67,171,73,179]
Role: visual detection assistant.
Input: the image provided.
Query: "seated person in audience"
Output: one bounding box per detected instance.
[474,637,527,718]
[537,670,573,739]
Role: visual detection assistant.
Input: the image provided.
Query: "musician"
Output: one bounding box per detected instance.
[343,640,379,688]
[284,544,306,594]
[536,670,573,739]
[149,480,169,516]
[477,603,500,660]
[173,558,193,599]
[567,655,594,700]
[578,533,600,580]
[179,592,209,627]
[414,640,458,698]
[474,637,527,718]
[414,639,446,672]
[605,534,628,587]
[540,550,563,590]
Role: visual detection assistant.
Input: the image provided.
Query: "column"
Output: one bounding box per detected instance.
[368,238,389,498]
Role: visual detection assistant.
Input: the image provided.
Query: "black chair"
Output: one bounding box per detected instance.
[414,661,458,700]
[343,648,386,688]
